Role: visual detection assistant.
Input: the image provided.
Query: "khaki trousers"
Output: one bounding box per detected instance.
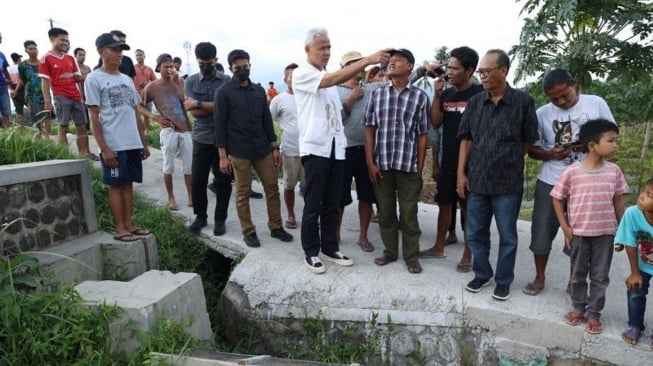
[230,153,283,236]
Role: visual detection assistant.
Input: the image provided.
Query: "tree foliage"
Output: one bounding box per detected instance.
[510,0,653,92]
[434,46,449,63]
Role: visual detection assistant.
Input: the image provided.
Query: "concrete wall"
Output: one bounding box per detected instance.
[0,160,97,254]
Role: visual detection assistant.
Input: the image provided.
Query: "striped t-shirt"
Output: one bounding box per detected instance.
[550,161,629,236]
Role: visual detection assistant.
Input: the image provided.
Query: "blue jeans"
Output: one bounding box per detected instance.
[627,270,652,331]
[466,192,522,286]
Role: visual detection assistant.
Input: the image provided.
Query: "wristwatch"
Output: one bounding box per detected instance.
[196,101,203,110]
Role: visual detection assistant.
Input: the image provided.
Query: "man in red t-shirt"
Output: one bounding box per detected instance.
[134,49,157,131]
[39,27,96,160]
[266,81,278,103]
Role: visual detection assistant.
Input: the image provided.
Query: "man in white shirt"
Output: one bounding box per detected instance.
[523,68,615,296]
[292,26,390,274]
[270,62,303,230]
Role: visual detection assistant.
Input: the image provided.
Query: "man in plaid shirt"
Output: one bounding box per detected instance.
[364,48,430,274]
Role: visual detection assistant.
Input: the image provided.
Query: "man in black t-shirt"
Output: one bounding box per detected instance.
[419,47,483,274]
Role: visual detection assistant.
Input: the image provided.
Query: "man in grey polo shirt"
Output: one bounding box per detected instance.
[184,42,232,236]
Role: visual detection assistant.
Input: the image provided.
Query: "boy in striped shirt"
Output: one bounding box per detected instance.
[550,118,629,335]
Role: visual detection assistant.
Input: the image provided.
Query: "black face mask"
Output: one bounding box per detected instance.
[200,64,215,77]
[234,69,250,82]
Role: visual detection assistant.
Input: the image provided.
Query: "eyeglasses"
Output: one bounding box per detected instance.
[232,64,250,72]
[476,66,502,77]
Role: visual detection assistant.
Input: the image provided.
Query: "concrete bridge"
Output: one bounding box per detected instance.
[88,139,650,365]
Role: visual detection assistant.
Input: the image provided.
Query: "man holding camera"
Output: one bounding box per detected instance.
[418,47,483,274]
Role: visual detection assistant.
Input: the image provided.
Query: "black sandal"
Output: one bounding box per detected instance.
[374,256,397,266]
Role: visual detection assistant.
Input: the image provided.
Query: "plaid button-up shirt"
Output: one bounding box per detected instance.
[363,83,429,173]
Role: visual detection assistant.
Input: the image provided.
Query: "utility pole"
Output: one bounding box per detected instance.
[48,18,54,29]
[183,41,192,76]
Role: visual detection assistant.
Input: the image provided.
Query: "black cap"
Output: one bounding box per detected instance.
[110,30,127,38]
[95,33,130,50]
[10,53,22,62]
[389,48,415,64]
[155,53,173,73]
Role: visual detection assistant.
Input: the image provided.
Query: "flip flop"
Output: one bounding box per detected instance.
[445,236,458,245]
[522,282,545,296]
[131,228,151,236]
[357,241,374,252]
[168,202,179,211]
[621,328,641,345]
[563,310,584,326]
[32,109,51,125]
[418,249,446,258]
[585,318,603,334]
[456,261,472,273]
[285,220,297,229]
[113,234,140,242]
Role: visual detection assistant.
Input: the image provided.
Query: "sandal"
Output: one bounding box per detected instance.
[407,261,422,274]
[621,328,642,345]
[522,282,545,296]
[131,228,151,236]
[285,220,297,229]
[563,310,584,326]
[113,234,140,242]
[585,318,603,334]
[374,255,397,266]
[168,202,179,211]
[418,249,446,258]
[456,261,472,273]
[357,241,375,252]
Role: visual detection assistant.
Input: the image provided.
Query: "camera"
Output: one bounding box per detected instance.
[427,66,446,78]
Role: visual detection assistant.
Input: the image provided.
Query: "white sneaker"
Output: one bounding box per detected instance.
[319,251,354,266]
[305,256,326,274]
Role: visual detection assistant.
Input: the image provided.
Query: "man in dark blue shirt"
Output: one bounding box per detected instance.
[457,49,538,301]
[215,49,293,248]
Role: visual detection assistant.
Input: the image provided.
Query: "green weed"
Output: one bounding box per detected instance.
[279,311,389,364]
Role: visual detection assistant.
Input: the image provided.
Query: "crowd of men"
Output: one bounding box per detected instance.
[3,26,651,342]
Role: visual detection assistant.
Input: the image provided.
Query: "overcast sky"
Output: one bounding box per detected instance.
[1,0,528,89]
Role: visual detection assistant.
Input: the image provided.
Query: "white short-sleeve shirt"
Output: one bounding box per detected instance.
[535,94,614,185]
[292,63,346,159]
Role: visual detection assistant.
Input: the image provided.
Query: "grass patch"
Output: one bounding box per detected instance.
[0,127,223,364]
